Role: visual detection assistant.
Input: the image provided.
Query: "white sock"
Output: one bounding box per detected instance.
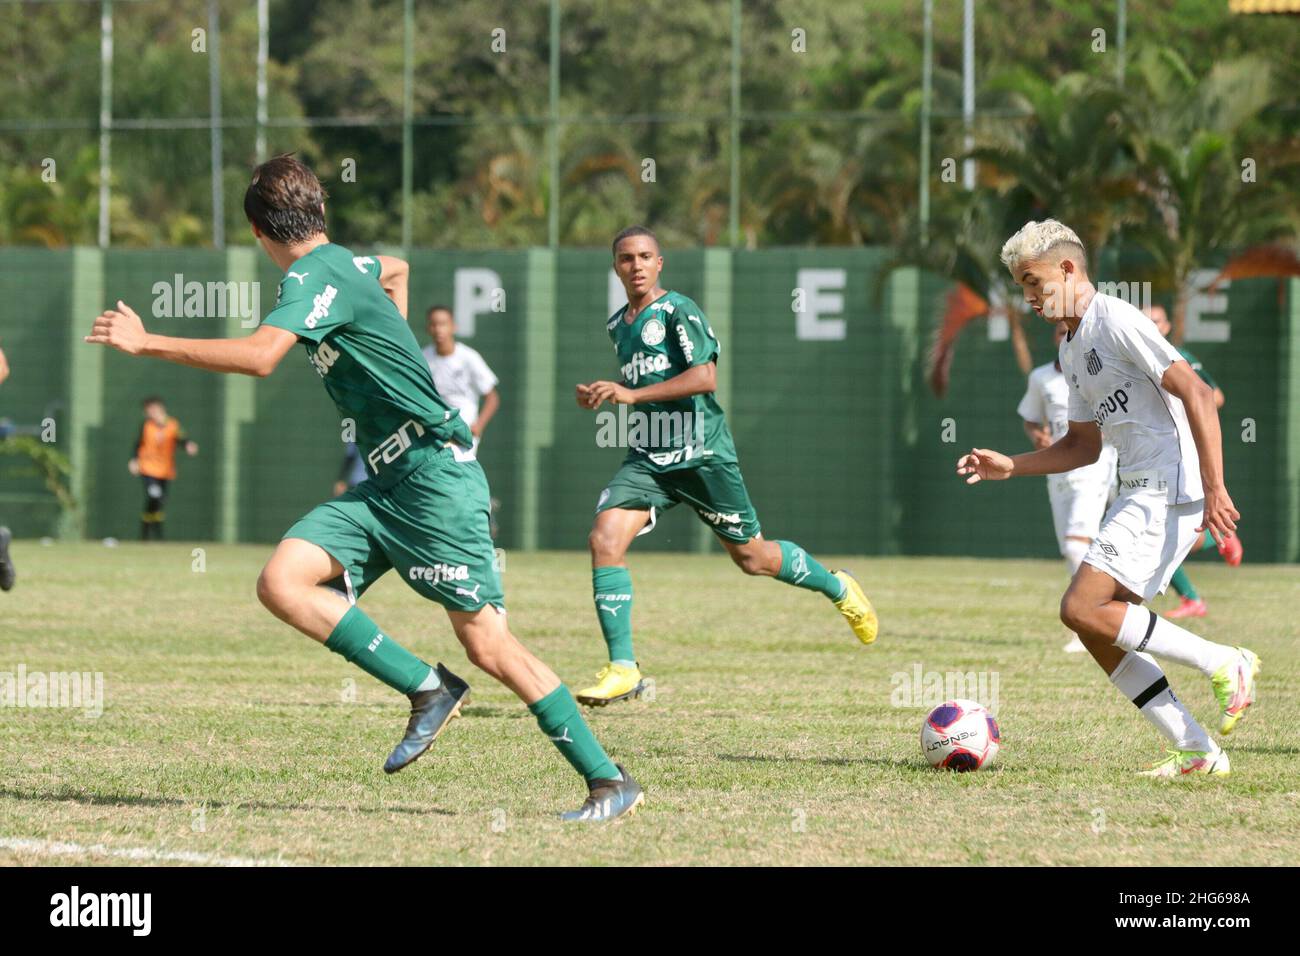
[1062,538,1090,575]
[414,666,442,692]
[1114,603,1236,677]
[1109,651,1212,751]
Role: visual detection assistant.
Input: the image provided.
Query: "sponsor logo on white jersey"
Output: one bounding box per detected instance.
[409,563,470,585]
[367,418,427,472]
[621,350,671,385]
[1093,385,1131,428]
[304,284,338,329]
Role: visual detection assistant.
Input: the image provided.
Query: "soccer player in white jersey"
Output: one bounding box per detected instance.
[958,220,1260,778]
[1017,319,1118,654]
[422,305,500,453]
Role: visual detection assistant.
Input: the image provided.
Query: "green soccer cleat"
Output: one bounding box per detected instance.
[1138,746,1230,779]
[1211,647,1261,736]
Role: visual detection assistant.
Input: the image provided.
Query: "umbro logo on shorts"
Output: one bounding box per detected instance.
[1085,348,1103,375]
[1099,542,1119,557]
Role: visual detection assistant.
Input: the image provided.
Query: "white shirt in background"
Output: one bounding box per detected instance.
[421,342,499,431]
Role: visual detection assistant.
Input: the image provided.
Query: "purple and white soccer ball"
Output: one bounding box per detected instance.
[921,698,1001,771]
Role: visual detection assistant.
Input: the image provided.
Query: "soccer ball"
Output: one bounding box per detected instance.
[921,699,1000,771]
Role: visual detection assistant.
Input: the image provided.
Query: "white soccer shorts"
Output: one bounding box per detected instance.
[1082,491,1204,602]
[1047,475,1111,555]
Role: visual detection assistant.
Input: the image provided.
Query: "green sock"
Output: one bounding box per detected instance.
[775,540,845,600]
[1200,533,1218,552]
[593,565,635,664]
[529,685,620,782]
[324,605,434,695]
[1169,566,1199,600]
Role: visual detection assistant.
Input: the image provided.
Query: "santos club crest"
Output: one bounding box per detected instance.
[1085,348,1103,375]
[641,318,666,346]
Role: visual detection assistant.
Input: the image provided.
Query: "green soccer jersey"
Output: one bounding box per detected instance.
[606,290,737,471]
[262,243,471,489]
[1177,346,1219,390]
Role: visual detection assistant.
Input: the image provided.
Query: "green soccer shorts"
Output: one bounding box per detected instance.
[284,445,504,612]
[594,456,761,543]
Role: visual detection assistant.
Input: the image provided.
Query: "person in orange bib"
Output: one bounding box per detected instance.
[129,395,198,541]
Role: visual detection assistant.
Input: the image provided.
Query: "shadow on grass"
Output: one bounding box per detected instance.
[0,785,454,817]
[718,752,927,771]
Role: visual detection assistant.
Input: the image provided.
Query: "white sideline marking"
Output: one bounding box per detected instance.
[0,836,294,867]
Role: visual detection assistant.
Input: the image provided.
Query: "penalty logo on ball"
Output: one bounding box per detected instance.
[921,698,1001,772]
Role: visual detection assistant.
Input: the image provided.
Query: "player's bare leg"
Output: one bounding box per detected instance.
[257,537,467,774]
[1059,563,1234,775]
[1060,534,1092,653]
[449,605,644,821]
[579,507,652,706]
[721,534,879,645]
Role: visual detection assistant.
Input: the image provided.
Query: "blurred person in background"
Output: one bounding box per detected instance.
[129,395,198,541]
[422,305,499,454]
[333,441,367,497]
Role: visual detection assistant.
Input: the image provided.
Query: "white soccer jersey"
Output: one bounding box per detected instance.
[1017,360,1117,486]
[1059,293,1202,504]
[421,342,499,429]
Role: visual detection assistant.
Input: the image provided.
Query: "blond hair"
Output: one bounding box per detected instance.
[999,220,1087,273]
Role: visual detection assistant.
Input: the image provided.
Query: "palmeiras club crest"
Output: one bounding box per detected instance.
[1085,348,1103,375]
[641,318,667,346]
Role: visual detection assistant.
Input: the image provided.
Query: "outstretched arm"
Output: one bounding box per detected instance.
[957,419,1101,483]
[1163,359,1238,543]
[86,300,299,377]
[0,344,9,385]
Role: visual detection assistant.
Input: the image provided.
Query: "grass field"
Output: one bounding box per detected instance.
[1,542,1296,866]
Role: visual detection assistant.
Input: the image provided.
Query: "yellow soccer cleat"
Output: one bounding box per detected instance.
[832,570,878,645]
[1211,647,1261,736]
[1138,746,1230,778]
[576,662,648,707]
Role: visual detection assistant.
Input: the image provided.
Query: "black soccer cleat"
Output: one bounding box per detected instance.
[560,764,645,822]
[0,526,15,592]
[383,663,470,774]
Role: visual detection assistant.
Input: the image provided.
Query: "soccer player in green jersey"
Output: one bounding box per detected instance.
[1145,304,1243,620]
[85,155,643,822]
[572,226,879,705]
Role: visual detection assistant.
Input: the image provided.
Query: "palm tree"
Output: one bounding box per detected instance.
[891,67,1141,394]
[1123,47,1300,342]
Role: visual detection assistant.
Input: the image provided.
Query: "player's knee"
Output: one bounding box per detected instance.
[1059,591,1091,633]
[588,527,622,563]
[256,564,294,614]
[462,630,505,678]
